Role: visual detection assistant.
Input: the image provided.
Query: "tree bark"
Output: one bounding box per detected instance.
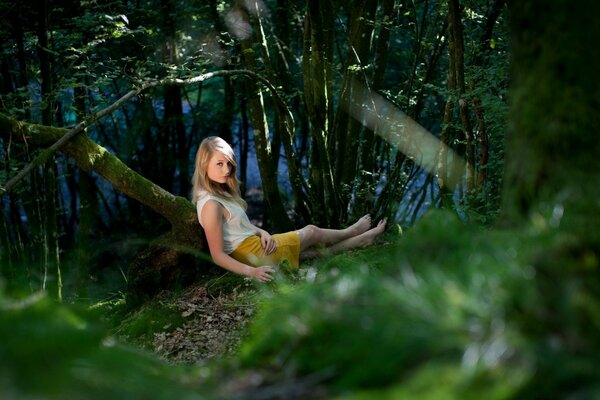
[302,0,338,226]
[504,4,600,393]
[448,0,475,191]
[334,0,378,219]
[164,0,191,197]
[471,0,506,189]
[504,0,600,240]
[237,3,294,232]
[36,0,52,126]
[438,10,457,203]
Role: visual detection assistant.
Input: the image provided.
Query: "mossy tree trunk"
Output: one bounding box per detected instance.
[504,0,600,240]
[0,113,207,305]
[504,4,600,392]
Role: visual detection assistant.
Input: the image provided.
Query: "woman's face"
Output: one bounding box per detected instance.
[207,151,233,184]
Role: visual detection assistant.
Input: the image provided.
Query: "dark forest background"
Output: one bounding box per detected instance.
[1,0,599,399]
[0,0,508,300]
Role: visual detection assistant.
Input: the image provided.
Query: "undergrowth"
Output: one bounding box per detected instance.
[233,209,600,398]
[2,209,598,399]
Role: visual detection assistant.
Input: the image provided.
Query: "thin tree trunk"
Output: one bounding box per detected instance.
[44,161,61,301]
[239,95,250,198]
[472,92,489,188]
[448,0,475,191]
[472,0,506,188]
[438,11,456,205]
[0,197,14,275]
[209,0,234,145]
[303,0,337,226]
[334,0,378,218]
[246,0,281,171]
[35,0,62,297]
[37,0,52,126]
[236,2,293,231]
[404,0,430,111]
[354,0,395,219]
[412,16,448,120]
[13,5,28,91]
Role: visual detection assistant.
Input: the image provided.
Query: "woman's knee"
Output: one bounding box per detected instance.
[299,224,320,243]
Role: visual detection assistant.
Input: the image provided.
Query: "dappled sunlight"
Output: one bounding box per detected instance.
[87,145,109,168]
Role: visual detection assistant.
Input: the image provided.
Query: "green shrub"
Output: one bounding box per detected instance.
[0,288,206,399]
[237,209,600,398]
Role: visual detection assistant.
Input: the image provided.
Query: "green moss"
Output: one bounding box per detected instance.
[111,295,186,349]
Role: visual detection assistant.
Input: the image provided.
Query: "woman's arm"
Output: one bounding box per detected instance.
[201,200,274,282]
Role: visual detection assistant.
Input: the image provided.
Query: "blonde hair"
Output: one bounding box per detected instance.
[191,136,246,209]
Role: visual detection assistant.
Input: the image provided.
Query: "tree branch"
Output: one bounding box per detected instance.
[0,113,195,231]
[0,69,292,196]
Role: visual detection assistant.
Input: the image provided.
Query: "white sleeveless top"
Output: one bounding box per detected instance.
[196,191,256,254]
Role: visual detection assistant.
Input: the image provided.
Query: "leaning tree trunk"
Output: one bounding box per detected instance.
[0,114,206,306]
[0,69,294,305]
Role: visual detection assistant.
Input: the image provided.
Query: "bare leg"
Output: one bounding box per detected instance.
[297,215,371,251]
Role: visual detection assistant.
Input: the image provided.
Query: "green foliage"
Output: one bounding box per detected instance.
[0,287,207,399]
[237,209,600,397]
[2,207,599,398]
[342,361,527,400]
[3,1,598,397]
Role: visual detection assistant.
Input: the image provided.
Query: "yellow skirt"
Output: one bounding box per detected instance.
[230,231,300,269]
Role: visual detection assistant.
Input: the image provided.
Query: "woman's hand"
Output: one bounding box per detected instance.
[248,266,275,282]
[259,230,277,255]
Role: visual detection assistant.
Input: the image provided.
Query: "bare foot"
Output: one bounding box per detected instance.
[329,219,387,252]
[359,218,387,246]
[348,214,372,237]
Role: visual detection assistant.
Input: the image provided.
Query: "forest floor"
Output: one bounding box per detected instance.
[108,189,271,364]
[112,190,394,367]
[150,283,257,364]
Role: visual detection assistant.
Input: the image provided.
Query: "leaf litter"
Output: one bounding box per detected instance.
[151,283,257,364]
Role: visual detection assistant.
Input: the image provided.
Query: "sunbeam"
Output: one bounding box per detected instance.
[345,81,465,188]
